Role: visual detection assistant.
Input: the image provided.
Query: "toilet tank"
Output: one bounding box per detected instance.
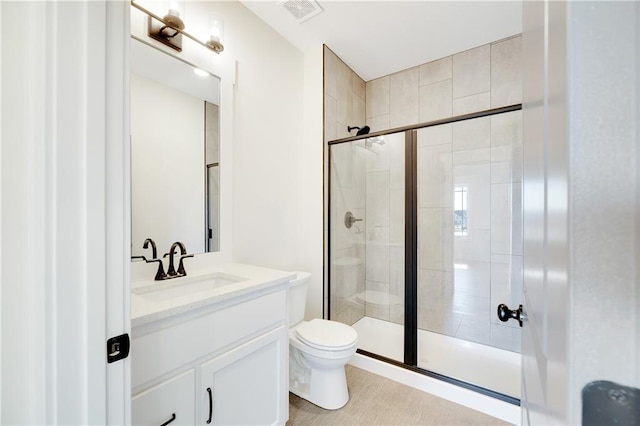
[289,271,311,326]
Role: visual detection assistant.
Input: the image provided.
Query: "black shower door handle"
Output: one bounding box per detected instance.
[497,304,524,327]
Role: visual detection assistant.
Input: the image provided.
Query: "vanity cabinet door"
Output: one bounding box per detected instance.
[132,369,195,426]
[199,326,288,425]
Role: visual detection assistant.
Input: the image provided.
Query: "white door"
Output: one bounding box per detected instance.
[522,2,640,425]
[1,1,130,424]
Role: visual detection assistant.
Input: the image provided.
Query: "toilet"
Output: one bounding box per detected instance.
[288,272,358,410]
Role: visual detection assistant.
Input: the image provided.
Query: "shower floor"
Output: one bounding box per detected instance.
[352,316,521,399]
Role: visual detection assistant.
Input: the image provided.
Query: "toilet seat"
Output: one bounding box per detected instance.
[295,319,358,351]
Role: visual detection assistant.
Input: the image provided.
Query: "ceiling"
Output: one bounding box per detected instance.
[240,1,523,82]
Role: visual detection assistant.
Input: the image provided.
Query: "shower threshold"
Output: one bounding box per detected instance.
[351,316,521,399]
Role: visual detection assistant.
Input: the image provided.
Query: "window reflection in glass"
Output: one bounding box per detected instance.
[454,185,468,237]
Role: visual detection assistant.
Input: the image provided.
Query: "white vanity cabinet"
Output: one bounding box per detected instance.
[199,326,286,425]
[132,370,196,426]
[131,282,289,426]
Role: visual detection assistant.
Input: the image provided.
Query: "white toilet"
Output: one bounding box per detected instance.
[288,272,358,410]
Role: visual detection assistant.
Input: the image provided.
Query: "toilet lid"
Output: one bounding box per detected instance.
[295,319,358,351]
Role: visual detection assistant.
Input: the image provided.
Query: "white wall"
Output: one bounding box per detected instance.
[199,3,322,317]
[129,2,325,320]
[299,46,324,320]
[215,1,303,270]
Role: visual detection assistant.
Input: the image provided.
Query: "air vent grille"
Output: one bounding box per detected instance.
[280,0,323,23]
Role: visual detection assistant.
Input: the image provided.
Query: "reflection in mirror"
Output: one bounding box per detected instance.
[130,38,220,258]
[205,101,219,252]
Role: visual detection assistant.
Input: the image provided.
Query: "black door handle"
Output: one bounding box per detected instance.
[497,304,524,327]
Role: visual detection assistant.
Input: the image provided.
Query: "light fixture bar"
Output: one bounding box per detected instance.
[131,1,224,54]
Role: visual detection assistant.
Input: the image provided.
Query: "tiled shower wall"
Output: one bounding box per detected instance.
[325,46,367,325]
[326,36,523,351]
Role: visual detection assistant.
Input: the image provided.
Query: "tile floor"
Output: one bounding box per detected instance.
[287,365,509,425]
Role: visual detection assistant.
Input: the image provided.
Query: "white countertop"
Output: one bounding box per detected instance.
[131,263,296,327]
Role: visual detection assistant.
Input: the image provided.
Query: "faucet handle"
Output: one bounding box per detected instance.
[177,254,194,276]
[147,259,167,281]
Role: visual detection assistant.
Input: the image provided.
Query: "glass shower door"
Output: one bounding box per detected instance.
[415,111,523,399]
[328,132,406,363]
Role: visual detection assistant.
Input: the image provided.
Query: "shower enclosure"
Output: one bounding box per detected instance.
[328,105,523,402]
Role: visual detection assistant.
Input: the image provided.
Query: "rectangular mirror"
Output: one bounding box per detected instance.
[130,37,221,258]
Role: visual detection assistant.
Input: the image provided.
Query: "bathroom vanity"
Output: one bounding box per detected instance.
[130,263,294,425]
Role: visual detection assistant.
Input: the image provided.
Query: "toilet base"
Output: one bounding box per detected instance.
[289,364,349,410]
[289,345,351,410]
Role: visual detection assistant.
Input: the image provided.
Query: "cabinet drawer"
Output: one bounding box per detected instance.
[132,370,195,426]
[132,289,286,388]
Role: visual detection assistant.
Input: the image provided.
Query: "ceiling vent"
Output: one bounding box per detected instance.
[280,0,323,23]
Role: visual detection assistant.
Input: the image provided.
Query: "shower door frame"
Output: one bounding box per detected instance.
[327,103,523,404]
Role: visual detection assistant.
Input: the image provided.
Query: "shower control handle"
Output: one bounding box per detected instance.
[497,304,524,327]
[344,211,363,229]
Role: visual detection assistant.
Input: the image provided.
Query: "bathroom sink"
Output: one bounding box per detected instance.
[132,273,248,302]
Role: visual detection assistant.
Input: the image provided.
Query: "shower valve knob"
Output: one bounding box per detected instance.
[344,211,363,229]
[497,304,524,327]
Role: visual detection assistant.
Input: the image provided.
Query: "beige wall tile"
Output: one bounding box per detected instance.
[352,94,365,125]
[452,148,490,164]
[452,44,490,98]
[420,56,452,86]
[491,110,522,146]
[490,183,511,255]
[324,94,337,142]
[366,171,390,227]
[366,76,390,118]
[366,114,390,133]
[336,61,353,125]
[336,121,351,139]
[417,123,452,147]
[418,144,453,208]
[329,142,353,188]
[419,79,452,122]
[452,116,490,151]
[387,132,406,189]
[418,207,453,270]
[389,67,419,127]
[491,35,522,107]
[453,229,490,262]
[511,182,522,255]
[389,189,405,244]
[454,162,490,229]
[323,46,338,100]
[452,91,490,115]
[352,71,365,100]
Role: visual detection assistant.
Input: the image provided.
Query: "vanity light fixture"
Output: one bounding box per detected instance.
[131,0,224,54]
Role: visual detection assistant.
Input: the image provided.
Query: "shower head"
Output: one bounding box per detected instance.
[347,125,371,136]
[357,126,370,135]
[365,135,385,148]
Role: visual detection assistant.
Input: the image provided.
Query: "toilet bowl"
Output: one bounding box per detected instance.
[288,272,358,410]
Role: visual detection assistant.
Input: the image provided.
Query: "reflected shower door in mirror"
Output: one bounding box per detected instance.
[130,38,221,257]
